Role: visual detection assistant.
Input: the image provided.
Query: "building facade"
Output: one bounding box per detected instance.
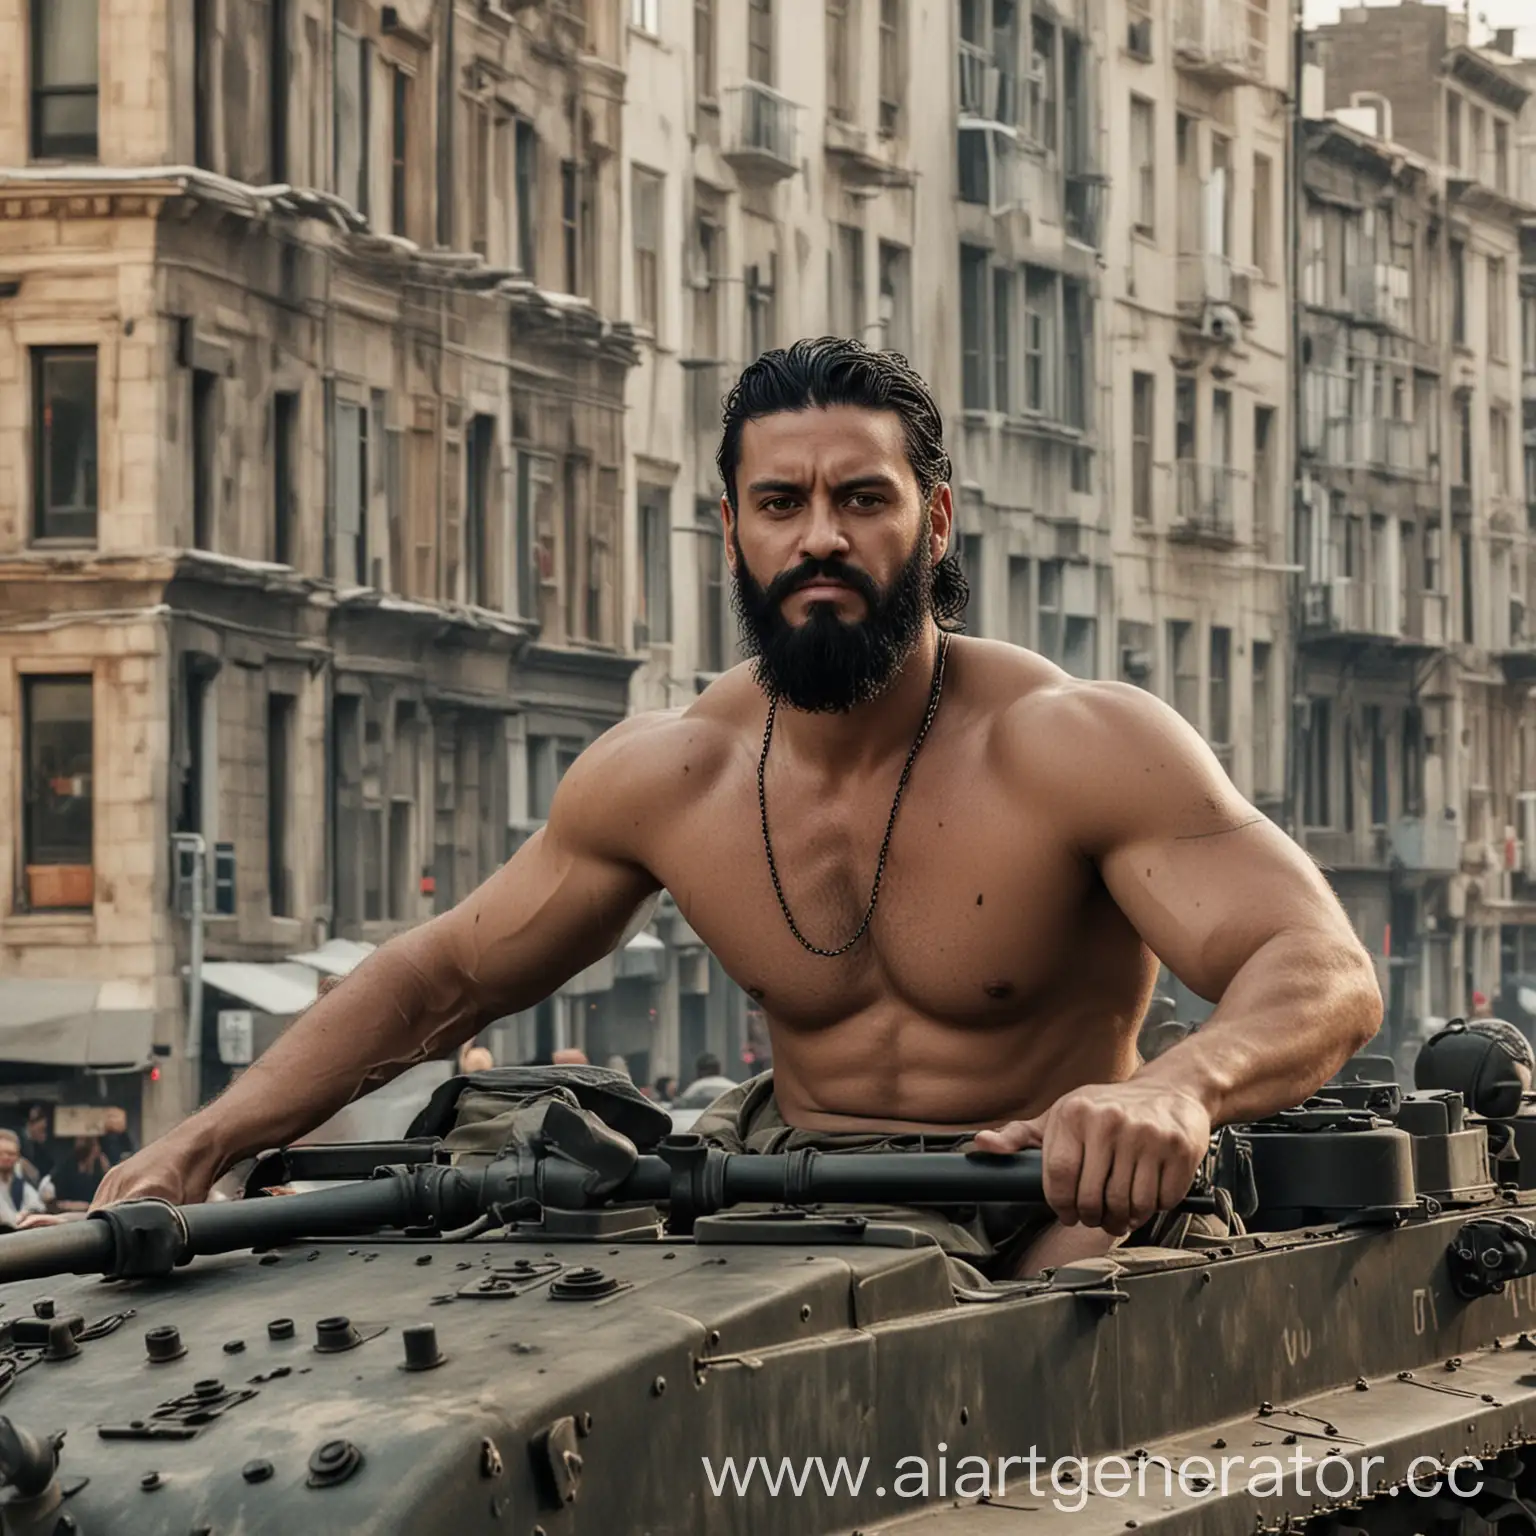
[1309,4,1534,1041]
[0,0,642,1139]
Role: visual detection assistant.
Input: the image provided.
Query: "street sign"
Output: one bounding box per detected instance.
[217,1009,254,1066]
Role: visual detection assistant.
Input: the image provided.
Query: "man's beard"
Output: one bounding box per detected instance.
[729,522,933,713]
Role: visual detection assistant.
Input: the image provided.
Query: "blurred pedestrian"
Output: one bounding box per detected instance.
[0,1130,46,1229]
[552,1046,588,1065]
[19,1104,54,1184]
[41,1136,110,1212]
[100,1106,136,1166]
[459,1044,495,1074]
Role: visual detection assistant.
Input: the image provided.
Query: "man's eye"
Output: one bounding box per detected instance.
[762,498,798,513]
[847,494,883,509]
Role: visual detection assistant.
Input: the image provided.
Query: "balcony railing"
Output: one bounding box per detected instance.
[1177,251,1233,309]
[1171,461,1240,544]
[1349,263,1412,330]
[1173,0,1268,81]
[1389,812,1462,874]
[721,81,799,179]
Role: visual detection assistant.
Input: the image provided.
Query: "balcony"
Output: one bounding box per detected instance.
[1173,0,1269,84]
[1170,461,1240,547]
[1316,416,1425,478]
[721,81,799,182]
[957,123,1026,215]
[1349,263,1413,331]
[1389,812,1462,875]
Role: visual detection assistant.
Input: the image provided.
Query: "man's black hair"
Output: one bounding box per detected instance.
[716,337,968,630]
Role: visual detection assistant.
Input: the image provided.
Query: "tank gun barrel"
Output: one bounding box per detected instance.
[0,1144,1218,1284]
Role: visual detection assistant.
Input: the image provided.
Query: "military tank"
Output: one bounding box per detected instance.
[7,1028,1536,1536]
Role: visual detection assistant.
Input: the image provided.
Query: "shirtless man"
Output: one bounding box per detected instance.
[94,337,1381,1271]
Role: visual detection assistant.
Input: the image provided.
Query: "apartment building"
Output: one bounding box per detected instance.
[1310,5,1534,1034]
[0,0,642,1137]
[1293,108,1452,1036]
[1098,0,1291,1017]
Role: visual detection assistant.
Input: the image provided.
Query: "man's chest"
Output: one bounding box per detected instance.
[646,764,1098,1026]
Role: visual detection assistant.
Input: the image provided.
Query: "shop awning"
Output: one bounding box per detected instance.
[0,980,155,1067]
[284,938,376,978]
[200,961,319,1016]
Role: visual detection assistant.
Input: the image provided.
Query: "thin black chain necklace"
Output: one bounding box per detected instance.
[757,630,952,958]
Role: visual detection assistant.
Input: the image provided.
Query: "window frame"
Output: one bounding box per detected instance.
[30,0,100,160]
[20,672,96,910]
[32,345,99,545]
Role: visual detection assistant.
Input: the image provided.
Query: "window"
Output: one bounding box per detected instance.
[1454,389,1472,487]
[834,224,864,339]
[637,484,671,644]
[1168,619,1197,724]
[1446,90,1461,170]
[746,257,776,358]
[1460,530,1474,643]
[515,121,537,278]
[747,0,773,85]
[878,0,902,136]
[31,0,99,158]
[1130,96,1155,237]
[191,368,217,550]
[1495,119,1509,194]
[1251,641,1273,797]
[1451,240,1466,345]
[877,241,911,356]
[1027,17,1056,151]
[1524,292,1536,373]
[630,0,660,31]
[267,692,295,917]
[1024,266,1053,414]
[273,391,298,565]
[1008,557,1032,647]
[1253,405,1274,554]
[1365,705,1388,827]
[1209,626,1231,751]
[465,414,495,608]
[32,347,97,542]
[22,676,94,909]
[1174,375,1196,463]
[331,398,368,585]
[1252,154,1273,278]
[695,0,716,99]
[333,25,369,216]
[1062,280,1088,429]
[960,534,984,632]
[1131,371,1154,525]
[960,246,987,409]
[1175,113,1199,255]
[194,0,214,168]
[561,160,580,295]
[1491,407,1510,497]
[991,267,1013,414]
[1304,698,1331,827]
[390,67,409,237]
[1038,560,1062,661]
[469,102,491,257]
[1489,257,1507,360]
[632,167,663,332]
[826,0,852,122]
[697,504,725,672]
[1063,617,1095,679]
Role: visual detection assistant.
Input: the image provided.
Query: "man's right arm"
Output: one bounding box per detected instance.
[94,712,684,1208]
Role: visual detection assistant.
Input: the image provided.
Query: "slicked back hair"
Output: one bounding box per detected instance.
[716,337,969,630]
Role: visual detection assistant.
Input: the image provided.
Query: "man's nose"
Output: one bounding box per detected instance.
[798,498,851,561]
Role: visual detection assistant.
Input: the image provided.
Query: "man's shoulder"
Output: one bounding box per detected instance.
[550,680,756,827]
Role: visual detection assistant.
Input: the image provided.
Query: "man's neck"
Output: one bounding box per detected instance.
[769,623,948,776]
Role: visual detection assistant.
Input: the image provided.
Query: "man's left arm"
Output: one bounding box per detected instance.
[974,682,1383,1234]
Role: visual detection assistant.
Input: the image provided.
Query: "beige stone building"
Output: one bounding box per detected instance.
[1100,0,1293,1017]
[0,0,643,1139]
[1308,5,1535,1039]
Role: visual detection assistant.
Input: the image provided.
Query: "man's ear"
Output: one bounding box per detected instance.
[720,494,737,574]
[928,484,955,564]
